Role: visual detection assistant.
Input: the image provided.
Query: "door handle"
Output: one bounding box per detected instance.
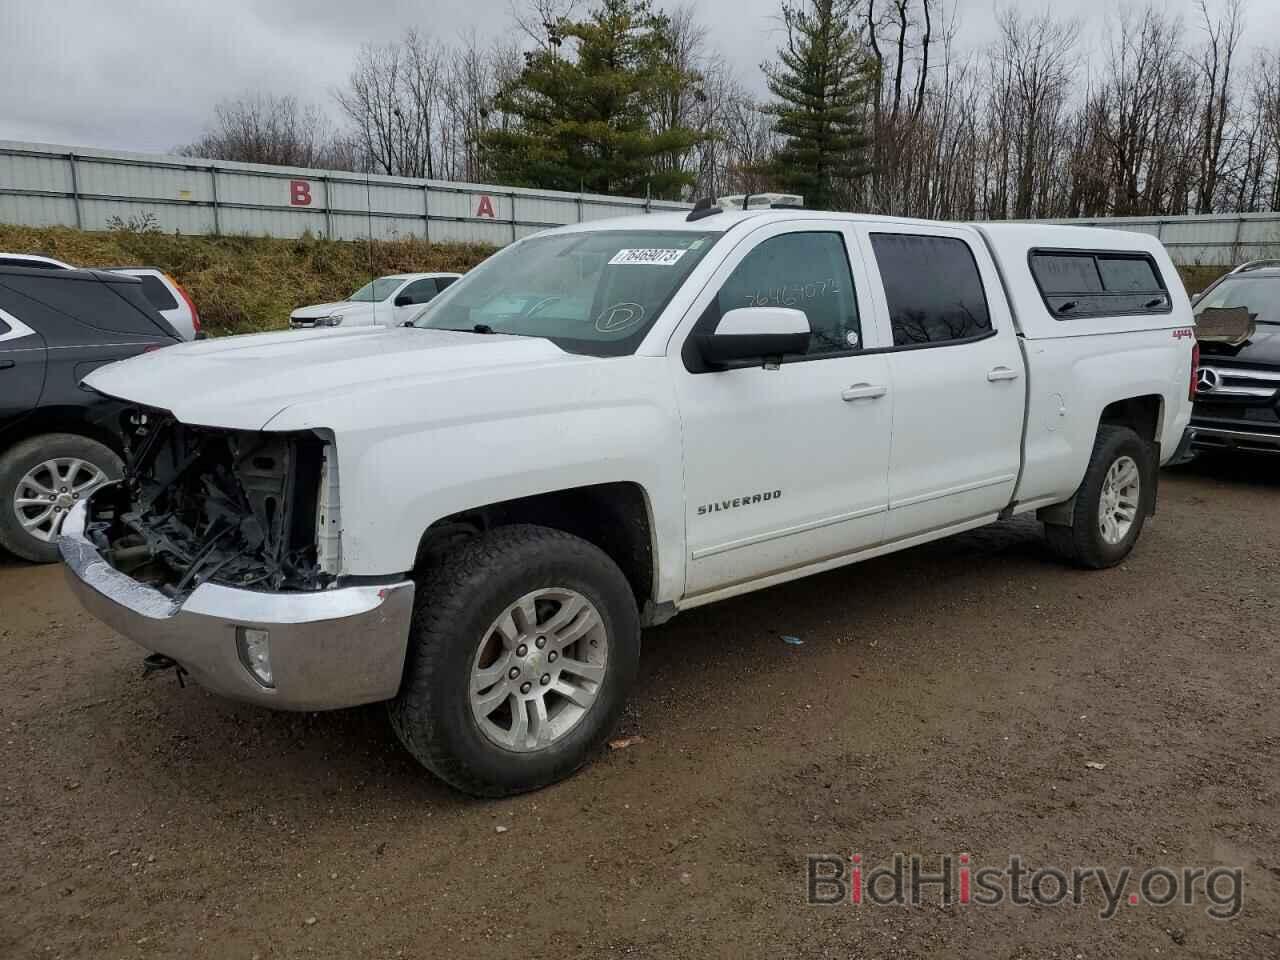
[0,360,13,370]
[987,366,1020,382]
[841,383,888,402]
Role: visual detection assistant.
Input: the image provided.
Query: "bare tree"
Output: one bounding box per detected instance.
[1192,0,1246,213]
[180,93,352,169]
[183,0,1280,219]
[334,32,444,179]
[991,8,1080,219]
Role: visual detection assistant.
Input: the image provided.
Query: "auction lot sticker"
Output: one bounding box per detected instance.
[608,248,688,266]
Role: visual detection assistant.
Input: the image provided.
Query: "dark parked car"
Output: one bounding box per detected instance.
[0,265,181,561]
[1190,259,1280,455]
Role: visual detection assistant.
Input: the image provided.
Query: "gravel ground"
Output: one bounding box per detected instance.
[2,454,1278,959]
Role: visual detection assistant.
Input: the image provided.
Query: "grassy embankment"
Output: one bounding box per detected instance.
[0,223,1229,337]
[0,224,495,337]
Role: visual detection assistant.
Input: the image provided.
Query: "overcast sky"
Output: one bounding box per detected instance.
[3,0,1274,156]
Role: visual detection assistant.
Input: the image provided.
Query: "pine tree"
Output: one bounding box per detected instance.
[482,0,704,198]
[760,0,874,209]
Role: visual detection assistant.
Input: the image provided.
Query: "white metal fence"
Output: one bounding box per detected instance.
[4,141,1280,264]
[0,141,691,247]
[1039,213,1280,267]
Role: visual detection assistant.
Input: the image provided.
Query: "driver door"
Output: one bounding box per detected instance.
[392,278,441,327]
[671,222,894,599]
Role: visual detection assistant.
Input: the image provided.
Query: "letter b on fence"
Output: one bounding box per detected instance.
[290,180,312,206]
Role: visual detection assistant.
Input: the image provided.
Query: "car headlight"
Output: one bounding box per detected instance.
[315,314,344,327]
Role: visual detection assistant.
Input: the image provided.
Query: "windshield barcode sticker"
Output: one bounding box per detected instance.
[608,248,688,266]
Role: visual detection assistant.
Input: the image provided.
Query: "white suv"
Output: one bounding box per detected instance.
[290,273,462,330]
[107,268,201,340]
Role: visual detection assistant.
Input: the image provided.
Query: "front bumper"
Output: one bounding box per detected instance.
[1188,422,1280,454]
[58,496,415,711]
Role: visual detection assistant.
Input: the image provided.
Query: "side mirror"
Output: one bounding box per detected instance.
[394,294,413,307]
[695,307,810,367]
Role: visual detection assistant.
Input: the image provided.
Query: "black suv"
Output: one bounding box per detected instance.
[1190,259,1280,455]
[0,265,180,561]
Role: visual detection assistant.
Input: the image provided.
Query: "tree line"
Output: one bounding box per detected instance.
[180,0,1280,218]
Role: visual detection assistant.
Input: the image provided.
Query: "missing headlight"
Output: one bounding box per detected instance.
[88,412,336,595]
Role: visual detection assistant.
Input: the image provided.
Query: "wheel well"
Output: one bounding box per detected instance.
[414,482,655,610]
[1099,395,1162,446]
[0,407,124,459]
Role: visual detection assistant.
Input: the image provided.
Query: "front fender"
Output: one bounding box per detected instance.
[269,356,687,603]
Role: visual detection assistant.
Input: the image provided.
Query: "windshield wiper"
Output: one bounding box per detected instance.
[426,324,498,334]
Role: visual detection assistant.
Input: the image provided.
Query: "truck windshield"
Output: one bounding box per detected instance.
[1196,277,1280,325]
[412,230,721,356]
[348,278,404,302]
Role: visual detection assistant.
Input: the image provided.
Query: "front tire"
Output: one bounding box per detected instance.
[388,524,640,797]
[1044,424,1152,569]
[0,433,122,563]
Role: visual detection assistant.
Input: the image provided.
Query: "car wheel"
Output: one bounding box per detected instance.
[388,524,641,797]
[1044,424,1152,569]
[0,433,122,564]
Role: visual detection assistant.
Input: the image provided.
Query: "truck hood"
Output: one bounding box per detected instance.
[1198,322,1280,366]
[84,327,594,430]
[290,300,371,319]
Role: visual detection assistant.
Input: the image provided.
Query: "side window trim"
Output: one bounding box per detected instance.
[1028,247,1172,320]
[0,307,36,344]
[857,327,998,355]
[864,230,995,351]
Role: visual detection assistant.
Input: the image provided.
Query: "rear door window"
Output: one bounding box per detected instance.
[1030,251,1170,318]
[0,272,167,339]
[869,233,992,347]
[136,275,178,311]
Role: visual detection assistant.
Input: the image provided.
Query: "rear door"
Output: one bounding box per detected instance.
[0,302,47,434]
[856,226,1025,542]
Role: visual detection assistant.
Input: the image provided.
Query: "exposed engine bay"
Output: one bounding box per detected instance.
[84,409,340,596]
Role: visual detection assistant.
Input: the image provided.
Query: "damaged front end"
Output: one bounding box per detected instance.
[84,409,341,596]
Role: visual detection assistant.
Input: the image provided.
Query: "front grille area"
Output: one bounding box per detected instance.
[1193,364,1280,427]
[83,411,333,596]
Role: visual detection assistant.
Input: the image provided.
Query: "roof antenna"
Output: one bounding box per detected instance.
[686,197,723,223]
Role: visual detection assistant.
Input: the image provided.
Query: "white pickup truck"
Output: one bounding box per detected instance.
[59,207,1196,796]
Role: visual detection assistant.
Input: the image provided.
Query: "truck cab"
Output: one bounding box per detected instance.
[59,209,1195,797]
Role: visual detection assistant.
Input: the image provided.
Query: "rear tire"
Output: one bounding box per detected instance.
[388,524,640,797]
[1044,425,1152,569]
[0,433,122,563]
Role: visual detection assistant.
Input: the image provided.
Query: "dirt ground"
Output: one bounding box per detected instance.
[2,455,1278,960]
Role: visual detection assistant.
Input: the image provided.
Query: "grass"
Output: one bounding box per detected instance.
[0,224,496,337]
[0,223,1233,335]
[1178,264,1229,295]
